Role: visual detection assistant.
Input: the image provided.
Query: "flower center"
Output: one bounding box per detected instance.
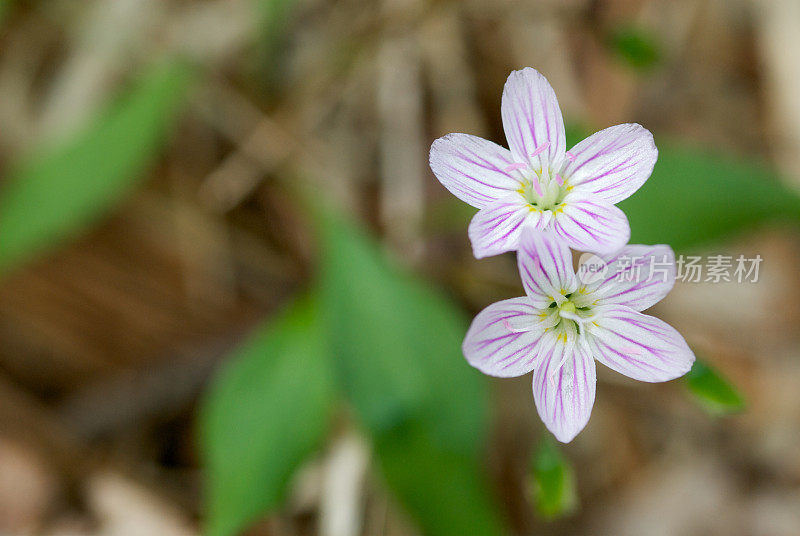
[548,295,594,334]
[559,301,577,315]
[519,168,568,211]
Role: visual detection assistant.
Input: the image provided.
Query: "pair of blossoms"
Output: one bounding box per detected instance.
[429,68,695,442]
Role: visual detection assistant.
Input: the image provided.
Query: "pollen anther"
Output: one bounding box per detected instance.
[529,141,550,158]
[504,162,528,172]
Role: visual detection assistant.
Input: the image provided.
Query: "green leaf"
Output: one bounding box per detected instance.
[318,218,426,431]
[199,297,335,536]
[253,0,294,29]
[0,0,13,25]
[608,26,662,71]
[318,214,488,449]
[376,421,504,536]
[529,436,577,519]
[620,143,800,251]
[685,359,745,415]
[250,0,297,87]
[0,59,194,274]
[317,213,505,535]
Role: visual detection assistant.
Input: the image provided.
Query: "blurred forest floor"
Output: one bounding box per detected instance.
[1,0,800,535]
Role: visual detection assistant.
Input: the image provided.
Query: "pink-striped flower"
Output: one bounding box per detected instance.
[429,67,658,258]
[463,229,694,442]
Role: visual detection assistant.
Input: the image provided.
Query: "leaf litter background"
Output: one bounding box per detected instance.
[1,0,800,535]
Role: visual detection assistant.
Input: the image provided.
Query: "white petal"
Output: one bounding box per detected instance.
[501,68,566,170]
[429,134,523,209]
[532,332,596,443]
[462,298,554,377]
[468,195,537,258]
[589,245,676,311]
[552,195,630,255]
[517,227,577,308]
[564,124,658,205]
[587,305,695,382]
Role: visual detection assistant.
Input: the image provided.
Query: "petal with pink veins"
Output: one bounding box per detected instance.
[429,133,524,209]
[462,298,556,377]
[517,228,577,308]
[468,196,538,259]
[562,124,657,205]
[501,68,566,170]
[552,195,630,255]
[588,245,676,312]
[532,333,596,443]
[587,305,695,382]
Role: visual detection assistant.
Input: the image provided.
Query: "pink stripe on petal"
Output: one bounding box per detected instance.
[563,124,657,205]
[532,333,596,443]
[587,305,695,382]
[430,133,523,209]
[552,196,630,255]
[501,68,566,168]
[463,298,549,377]
[468,196,536,258]
[517,228,577,308]
[590,244,676,311]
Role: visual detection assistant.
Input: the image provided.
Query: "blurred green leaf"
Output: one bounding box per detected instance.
[200,297,335,536]
[0,60,193,274]
[529,435,577,519]
[318,214,488,449]
[685,359,745,415]
[251,0,296,87]
[319,216,426,431]
[0,1,12,25]
[620,143,800,251]
[376,420,504,536]
[317,213,505,535]
[253,0,294,29]
[608,26,662,71]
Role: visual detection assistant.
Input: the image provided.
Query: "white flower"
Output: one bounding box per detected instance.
[462,228,695,442]
[430,67,658,258]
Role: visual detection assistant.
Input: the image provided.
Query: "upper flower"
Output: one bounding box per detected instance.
[429,67,658,258]
[462,228,695,442]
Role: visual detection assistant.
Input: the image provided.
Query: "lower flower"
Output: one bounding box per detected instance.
[462,228,695,442]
